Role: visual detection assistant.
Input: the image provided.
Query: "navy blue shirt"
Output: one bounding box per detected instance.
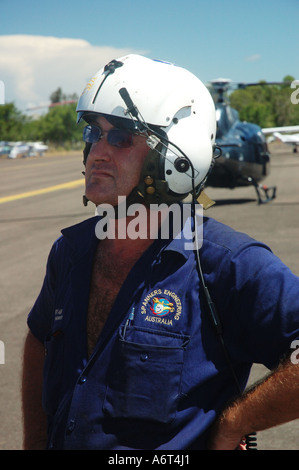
[28,215,299,449]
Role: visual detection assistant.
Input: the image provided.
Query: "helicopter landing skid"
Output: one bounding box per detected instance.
[247,177,277,204]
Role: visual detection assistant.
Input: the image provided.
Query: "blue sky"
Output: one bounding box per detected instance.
[1,0,298,111]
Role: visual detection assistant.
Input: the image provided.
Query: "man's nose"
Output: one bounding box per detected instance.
[88,137,112,160]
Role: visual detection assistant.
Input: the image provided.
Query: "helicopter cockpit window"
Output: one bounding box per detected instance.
[226,106,239,126]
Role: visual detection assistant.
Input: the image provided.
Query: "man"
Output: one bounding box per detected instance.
[22,54,299,450]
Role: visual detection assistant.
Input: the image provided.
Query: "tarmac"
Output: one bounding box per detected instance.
[0,142,298,450]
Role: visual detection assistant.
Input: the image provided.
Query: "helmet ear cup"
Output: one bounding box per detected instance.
[174,157,190,173]
[130,146,189,206]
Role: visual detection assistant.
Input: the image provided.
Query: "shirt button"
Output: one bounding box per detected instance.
[78,376,87,384]
[66,419,75,434]
[140,353,149,362]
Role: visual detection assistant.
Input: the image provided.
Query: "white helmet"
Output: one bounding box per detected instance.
[77,54,217,205]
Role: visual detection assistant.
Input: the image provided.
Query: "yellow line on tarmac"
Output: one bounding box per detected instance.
[0,179,85,204]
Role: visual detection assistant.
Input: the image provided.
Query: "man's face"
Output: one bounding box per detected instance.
[84,116,149,207]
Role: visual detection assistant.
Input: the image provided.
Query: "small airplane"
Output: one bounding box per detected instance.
[204,79,295,204]
[262,126,299,153]
[5,141,48,159]
[0,141,11,155]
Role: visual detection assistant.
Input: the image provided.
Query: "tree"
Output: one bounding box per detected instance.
[229,77,299,128]
[0,103,27,140]
[50,88,78,105]
[38,102,84,147]
[50,87,65,104]
[0,87,84,147]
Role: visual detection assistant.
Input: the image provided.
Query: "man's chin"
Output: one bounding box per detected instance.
[85,189,117,208]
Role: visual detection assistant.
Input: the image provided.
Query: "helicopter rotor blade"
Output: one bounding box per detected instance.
[237,81,292,89]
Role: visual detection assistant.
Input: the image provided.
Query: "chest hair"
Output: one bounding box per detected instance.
[86,246,142,356]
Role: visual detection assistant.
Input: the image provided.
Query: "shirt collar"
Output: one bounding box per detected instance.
[162,215,201,260]
[60,213,201,262]
[60,216,99,262]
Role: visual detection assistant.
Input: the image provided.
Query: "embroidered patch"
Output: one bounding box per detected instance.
[150,297,174,316]
[54,309,63,321]
[141,289,182,325]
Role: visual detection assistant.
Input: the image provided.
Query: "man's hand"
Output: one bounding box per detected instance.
[22,330,47,450]
[208,409,248,450]
[207,355,299,450]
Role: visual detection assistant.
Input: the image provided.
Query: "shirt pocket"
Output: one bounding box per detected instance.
[103,326,189,424]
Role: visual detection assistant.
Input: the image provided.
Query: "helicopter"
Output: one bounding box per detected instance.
[205,78,282,204]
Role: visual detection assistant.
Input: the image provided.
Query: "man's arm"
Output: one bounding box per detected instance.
[22,330,47,450]
[208,356,299,450]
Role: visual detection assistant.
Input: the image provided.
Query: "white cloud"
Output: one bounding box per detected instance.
[0,35,140,111]
[245,54,261,62]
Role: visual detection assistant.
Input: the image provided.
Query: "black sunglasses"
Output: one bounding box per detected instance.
[83,125,134,148]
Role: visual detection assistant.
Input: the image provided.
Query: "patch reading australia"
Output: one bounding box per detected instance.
[141,289,182,325]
